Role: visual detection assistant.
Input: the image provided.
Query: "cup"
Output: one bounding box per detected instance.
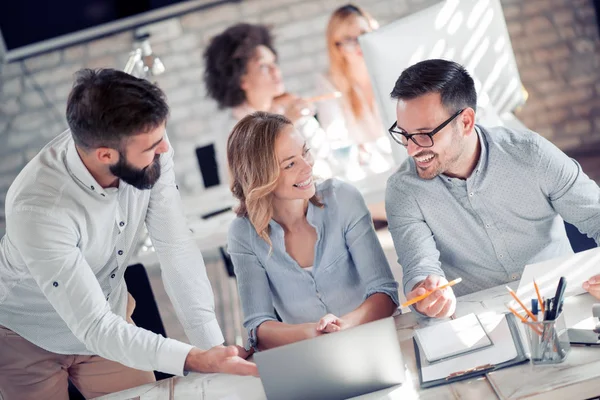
[524,311,571,365]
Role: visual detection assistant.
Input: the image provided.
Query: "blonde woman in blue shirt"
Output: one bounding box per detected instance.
[227,111,399,351]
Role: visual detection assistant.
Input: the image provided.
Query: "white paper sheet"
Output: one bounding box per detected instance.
[420,312,518,382]
[515,247,600,305]
[415,314,492,363]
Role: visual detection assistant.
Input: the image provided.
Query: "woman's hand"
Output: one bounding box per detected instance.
[235,345,254,360]
[271,93,315,122]
[316,313,350,333]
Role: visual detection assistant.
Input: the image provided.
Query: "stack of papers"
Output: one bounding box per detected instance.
[415,314,493,363]
[515,246,600,302]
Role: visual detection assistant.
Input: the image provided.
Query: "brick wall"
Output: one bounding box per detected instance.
[504,0,600,149]
[0,0,598,234]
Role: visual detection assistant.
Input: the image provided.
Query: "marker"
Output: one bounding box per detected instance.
[531,298,541,321]
[533,279,544,314]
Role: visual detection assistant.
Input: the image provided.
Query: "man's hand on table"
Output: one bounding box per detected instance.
[184,345,258,377]
[407,274,456,318]
[583,274,600,300]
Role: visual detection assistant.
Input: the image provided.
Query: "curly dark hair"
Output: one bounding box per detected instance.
[203,23,277,109]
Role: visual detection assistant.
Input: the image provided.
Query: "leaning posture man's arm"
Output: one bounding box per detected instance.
[8,209,195,376]
[145,143,224,350]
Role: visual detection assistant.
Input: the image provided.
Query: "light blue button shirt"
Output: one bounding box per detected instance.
[228,179,399,350]
[386,125,600,298]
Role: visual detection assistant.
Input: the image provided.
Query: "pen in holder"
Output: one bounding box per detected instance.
[524,311,570,365]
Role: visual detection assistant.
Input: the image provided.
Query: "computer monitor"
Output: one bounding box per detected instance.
[0,0,240,61]
[359,0,525,164]
[195,143,221,189]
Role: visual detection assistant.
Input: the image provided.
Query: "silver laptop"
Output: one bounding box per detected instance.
[254,317,405,400]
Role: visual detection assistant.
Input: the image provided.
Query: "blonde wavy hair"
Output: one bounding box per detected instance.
[227,111,323,248]
[326,4,378,119]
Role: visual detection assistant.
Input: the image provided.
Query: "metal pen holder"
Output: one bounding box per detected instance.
[524,311,570,365]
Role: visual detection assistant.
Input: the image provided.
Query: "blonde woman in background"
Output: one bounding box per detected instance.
[317,4,391,224]
[226,112,398,351]
[317,4,385,151]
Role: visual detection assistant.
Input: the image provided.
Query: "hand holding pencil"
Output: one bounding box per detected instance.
[403,274,458,318]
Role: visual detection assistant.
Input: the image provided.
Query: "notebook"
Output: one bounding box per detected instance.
[414,314,493,363]
[414,312,528,388]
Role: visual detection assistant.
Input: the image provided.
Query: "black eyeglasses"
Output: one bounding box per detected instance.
[388,109,465,148]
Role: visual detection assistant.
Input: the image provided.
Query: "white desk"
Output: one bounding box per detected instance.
[96,283,600,400]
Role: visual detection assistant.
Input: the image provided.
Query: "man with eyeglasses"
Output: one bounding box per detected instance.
[385,59,600,319]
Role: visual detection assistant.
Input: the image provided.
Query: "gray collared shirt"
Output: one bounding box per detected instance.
[228,179,399,350]
[386,125,600,297]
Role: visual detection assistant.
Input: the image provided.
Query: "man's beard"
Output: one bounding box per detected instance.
[414,151,441,180]
[110,151,161,190]
[414,125,463,180]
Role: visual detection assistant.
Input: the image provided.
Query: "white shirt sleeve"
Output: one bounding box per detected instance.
[7,208,194,376]
[145,143,225,349]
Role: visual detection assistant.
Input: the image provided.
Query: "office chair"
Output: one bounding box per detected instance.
[564,221,597,253]
[220,246,236,278]
[124,263,173,381]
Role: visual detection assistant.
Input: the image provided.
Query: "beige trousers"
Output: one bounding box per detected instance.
[0,294,156,400]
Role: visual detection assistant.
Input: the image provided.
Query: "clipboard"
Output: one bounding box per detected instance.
[414,313,528,389]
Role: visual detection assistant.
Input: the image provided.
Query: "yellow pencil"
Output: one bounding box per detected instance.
[533,279,545,314]
[401,278,462,308]
[507,306,542,335]
[506,286,537,321]
[508,306,528,323]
